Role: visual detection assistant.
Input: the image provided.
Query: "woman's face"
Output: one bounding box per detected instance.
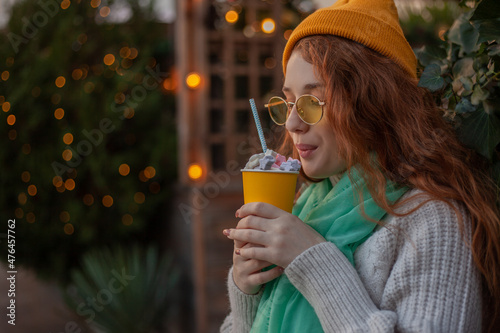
[284,51,346,179]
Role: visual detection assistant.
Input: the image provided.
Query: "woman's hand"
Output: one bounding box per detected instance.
[225,202,326,270]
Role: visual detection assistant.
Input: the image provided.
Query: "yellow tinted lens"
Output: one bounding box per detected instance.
[296,95,322,124]
[267,97,288,125]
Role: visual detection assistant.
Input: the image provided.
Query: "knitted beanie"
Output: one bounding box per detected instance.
[282,0,417,78]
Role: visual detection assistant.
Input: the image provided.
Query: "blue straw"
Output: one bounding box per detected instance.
[249,98,267,153]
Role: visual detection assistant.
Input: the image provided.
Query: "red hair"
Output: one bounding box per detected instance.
[279,35,500,332]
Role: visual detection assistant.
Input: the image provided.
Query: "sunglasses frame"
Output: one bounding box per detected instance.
[265,94,325,126]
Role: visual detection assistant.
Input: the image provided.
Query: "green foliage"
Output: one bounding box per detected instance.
[416,0,500,185]
[0,0,177,282]
[64,245,179,333]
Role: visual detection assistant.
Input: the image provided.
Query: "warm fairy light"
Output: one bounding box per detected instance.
[2,102,10,112]
[65,179,75,191]
[102,195,114,207]
[128,48,138,59]
[21,171,30,183]
[72,69,83,80]
[162,78,177,91]
[62,149,73,161]
[28,185,37,196]
[134,192,145,204]
[22,144,31,154]
[26,212,36,223]
[15,208,23,219]
[7,114,15,125]
[0,95,4,103]
[53,176,63,187]
[60,211,70,223]
[138,170,148,182]
[225,10,239,23]
[83,194,94,206]
[123,108,134,119]
[55,76,66,88]
[1,71,9,81]
[61,0,70,9]
[119,163,130,176]
[120,47,131,58]
[56,185,65,193]
[261,18,276,34]
[64,223,74,235]
[188,163,203,180]
[103,54,115,66]
[144,166,156,179]
[63,133,73,145]
[122,214,133,226]
[91,0,101,8]
[284,29,293,40]
[18,193,27,205]
[8,129,17,140]
[149,182,160,194]
[54,108,65,119]
[186,72,201,88]
[100,6,110,17]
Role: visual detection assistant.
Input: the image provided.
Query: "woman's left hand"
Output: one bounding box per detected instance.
[225,202,326,268]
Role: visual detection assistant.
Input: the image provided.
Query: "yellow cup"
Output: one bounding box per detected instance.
[241,169,299,213]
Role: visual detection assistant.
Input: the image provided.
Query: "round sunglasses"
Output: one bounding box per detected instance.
[265,94,325,126]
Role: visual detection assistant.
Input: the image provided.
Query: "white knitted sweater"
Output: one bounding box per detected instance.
[220,189,482,332]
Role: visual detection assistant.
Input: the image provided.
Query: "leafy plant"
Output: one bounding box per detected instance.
[416,0,500,186]
[64,245,179,333]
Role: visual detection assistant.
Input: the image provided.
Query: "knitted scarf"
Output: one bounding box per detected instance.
[250,169,408,332]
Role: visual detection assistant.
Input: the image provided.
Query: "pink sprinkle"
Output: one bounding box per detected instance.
[271,163,279,168]
[275,154,286,166]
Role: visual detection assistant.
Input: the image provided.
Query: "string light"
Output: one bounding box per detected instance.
[83,194,94,206]
[53,176,63,187]
[18,193,27,205]
[64,223,74,235]
[21,171,30,183]
[122,214,133,225]
[61,0,70,10]
[62,149,72,161]
[261,18,276,34]
[54,108,64,119]
[65,179,75,191]
[6,114,15,125]
[2,102,10,112]
[134,192,145,204]
[225,10,239,23]
[188,163,203,180]
[119,163,130,176]
[144,166,156,179]
[28,185,37,196]
[72,69,83,80]
[90,0,101,8]
[26,212,36,223]
[104,54,115,66]
[55,76,66,88]
[102,195,113,207]
[63,133,73,145]
[1,71,9,81]
[60,211,70,223]
[15,208,23,219]
[186,72,201,89]
[100,6,111,17]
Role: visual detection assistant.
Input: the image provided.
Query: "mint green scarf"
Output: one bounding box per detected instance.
[250,169,408,333]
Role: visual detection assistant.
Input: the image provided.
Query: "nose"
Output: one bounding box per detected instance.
[285,104,309,134]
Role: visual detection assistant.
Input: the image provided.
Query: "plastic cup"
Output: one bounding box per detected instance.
[241,169,299,213]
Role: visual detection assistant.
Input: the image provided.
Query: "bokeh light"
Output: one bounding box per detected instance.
[119,163,130,176]
[261,18,276,34]
[102,195,113,207]
[63,133,73,145]
[188,163,203,180]
[186,72,201,88]
[225,10,238,23]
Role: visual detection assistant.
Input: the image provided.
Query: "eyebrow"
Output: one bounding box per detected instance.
[282,83,323,93]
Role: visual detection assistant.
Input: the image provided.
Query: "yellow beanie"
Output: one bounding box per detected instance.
[282,0,417,78]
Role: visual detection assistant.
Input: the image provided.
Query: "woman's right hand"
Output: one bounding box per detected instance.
[229,238,284,295]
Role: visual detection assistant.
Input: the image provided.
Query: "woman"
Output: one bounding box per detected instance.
[220,0,500,332]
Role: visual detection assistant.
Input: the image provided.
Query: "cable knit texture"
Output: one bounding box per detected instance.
[220,189,482,332]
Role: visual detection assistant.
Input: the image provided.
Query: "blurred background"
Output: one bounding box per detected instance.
[1,0,496,332]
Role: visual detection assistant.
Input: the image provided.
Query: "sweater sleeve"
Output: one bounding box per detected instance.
[285,199,482,332]
[220,266,263,333]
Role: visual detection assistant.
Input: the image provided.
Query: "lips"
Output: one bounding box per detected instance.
[295,143,318,158]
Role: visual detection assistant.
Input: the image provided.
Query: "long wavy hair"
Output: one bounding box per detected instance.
[280,35,500,332]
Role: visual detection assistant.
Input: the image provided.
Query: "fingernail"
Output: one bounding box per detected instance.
[279,267,284,273]
[235,249,241,255]
[235,210,240,218]
[223,229,230,236]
